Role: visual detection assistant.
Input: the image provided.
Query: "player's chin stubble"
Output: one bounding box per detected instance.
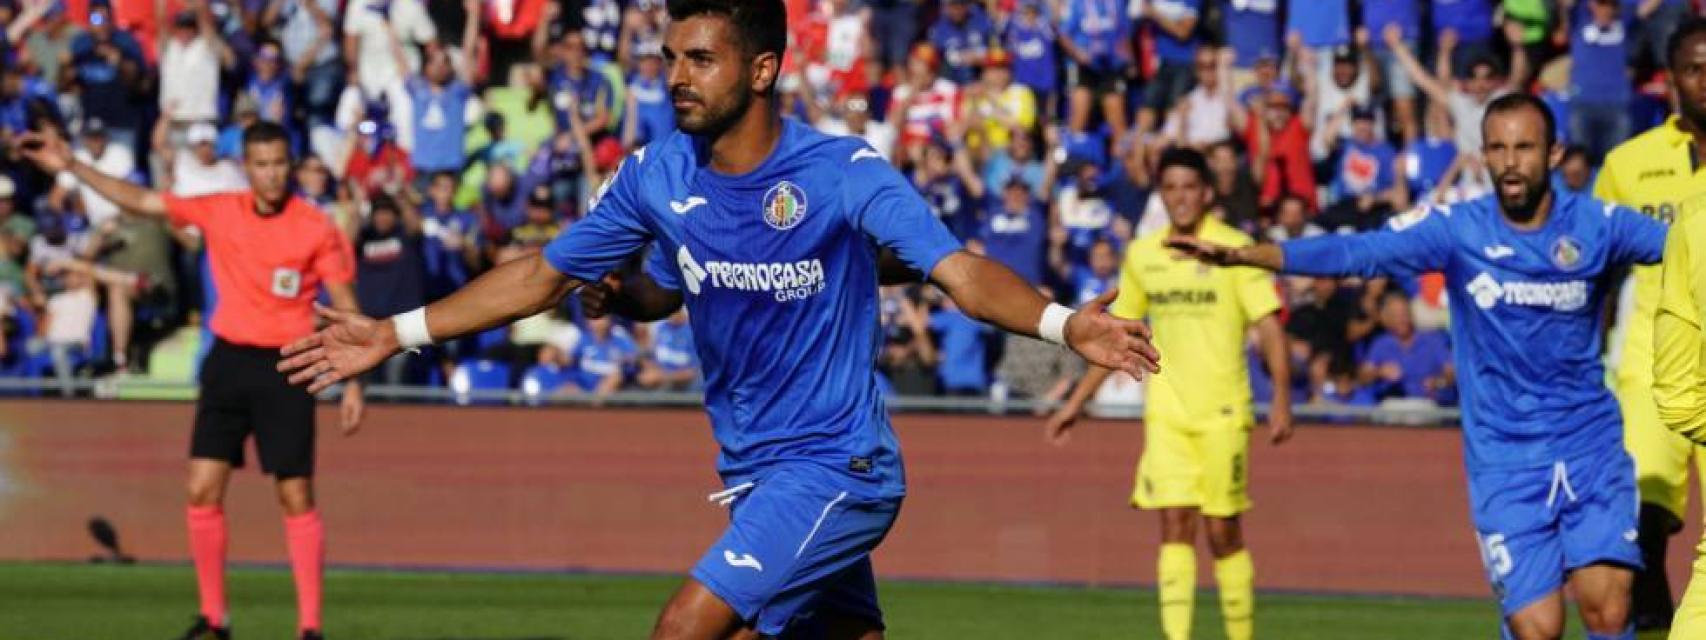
[676,90,751,137]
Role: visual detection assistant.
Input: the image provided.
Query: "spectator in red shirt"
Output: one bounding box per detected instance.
[1234,87,1316,211]
[342,104,415,199]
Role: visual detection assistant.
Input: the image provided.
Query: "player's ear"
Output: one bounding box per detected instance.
[752,50,780,96]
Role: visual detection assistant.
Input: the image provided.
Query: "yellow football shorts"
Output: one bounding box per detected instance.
[1132,419,1252,517]
[1617,375,1706,520]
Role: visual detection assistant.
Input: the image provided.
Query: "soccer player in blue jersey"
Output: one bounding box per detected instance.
[1171,94,1667,640]
[275,0,1161,638]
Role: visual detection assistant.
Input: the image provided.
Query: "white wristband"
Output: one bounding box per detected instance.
[392,308,433,351]
[1038,303,1074,346]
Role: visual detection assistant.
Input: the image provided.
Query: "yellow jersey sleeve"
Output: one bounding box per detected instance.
[1654,213,1706,443]
[1592,159,1623,204]
[1110,245,1148,321]
[1234,265,1282,323]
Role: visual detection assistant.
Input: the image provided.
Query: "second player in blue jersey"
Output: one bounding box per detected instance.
[1172,94,1665,640]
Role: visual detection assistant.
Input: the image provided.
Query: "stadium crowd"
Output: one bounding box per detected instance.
[0,0,1688,405]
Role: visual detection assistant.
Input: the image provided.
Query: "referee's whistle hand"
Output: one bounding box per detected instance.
[278,305,396,395]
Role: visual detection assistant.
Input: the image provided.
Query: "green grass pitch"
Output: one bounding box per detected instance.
[0,562,1539,638]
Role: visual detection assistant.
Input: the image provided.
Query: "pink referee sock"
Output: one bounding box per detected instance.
[185,505,228,626]
[284,510,325,632]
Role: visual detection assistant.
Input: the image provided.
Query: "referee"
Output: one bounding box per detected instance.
[18,122,362,640]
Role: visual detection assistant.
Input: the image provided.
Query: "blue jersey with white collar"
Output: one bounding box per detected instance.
[1280,192,1666,471]
[543,118,963,494]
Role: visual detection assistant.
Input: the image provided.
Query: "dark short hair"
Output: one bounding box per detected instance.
[241,121,291,153]
[370,194,400,215]
[1482,93,1557,147]
[667,0,787,60]
[1561,144,1590,165]
[1155,146,1211,185]
[432,170,458,184]
[1670,18,1706,73]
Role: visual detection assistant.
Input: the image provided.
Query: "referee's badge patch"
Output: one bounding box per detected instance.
[272,268,302,298]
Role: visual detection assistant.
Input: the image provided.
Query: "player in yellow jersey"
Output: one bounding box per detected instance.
[1656,178,1706,640]
[1043,147,1293,640]
[1651,19,1706,640]
[1596,19,1706,636]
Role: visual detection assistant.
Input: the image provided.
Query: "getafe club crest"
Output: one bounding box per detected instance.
[1551,236,1582,270]
[763,181,808,231]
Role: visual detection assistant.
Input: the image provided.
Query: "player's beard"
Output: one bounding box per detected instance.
[675,85,752,138]
[1495,169,1549,221]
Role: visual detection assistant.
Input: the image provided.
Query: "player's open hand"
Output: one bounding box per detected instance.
[1043,403,1083,446]
[278,305,398,395]
[1064,288,1160,381]
[1165,235,1237,266]
[15,129,72,174]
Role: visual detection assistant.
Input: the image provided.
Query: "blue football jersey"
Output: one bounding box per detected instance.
[1280,192,1666,470]
[543,119,963,494]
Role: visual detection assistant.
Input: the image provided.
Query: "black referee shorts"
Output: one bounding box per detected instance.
[191,339,317,477]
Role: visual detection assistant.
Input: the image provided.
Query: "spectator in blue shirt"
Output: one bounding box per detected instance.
[242,42,292,127]
[1136,0,1201,141]
[1286,0,1348,89]
[622,41,674,149]
[928,297,995,395]
[1320,105,1406,232]
[67,3,146,152]
[915,142,979,239]
[928,0,994,85]
[1570,0,1634,165]
[571,313,638,398]
[1402,104,1459,202]
[1323,352,1379,411]
[420,171,482,301]
[1433,0,1497,75]
[978,179,1047,285]
[868,0,923,69]
[1360,292,1455,405]
[1223,0,1280,77]
[1002,0,1058,106]
[1234,53,1299,109]
[636,308,698,391]
[1361,0,1420,142]
[547,30,613,135]
[1061,236,1117,306]
[1552,145,1597,198]
[0,67,54,140]
[981,128,1048,198]
[408,46,477,183]
[1060,0,1133,143]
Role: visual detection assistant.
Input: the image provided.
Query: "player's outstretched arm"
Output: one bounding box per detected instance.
[16,130,168,218]
[1043,364,1114,445]
[279,252,582,393]
[1170,206,1453,278]
[1166,237,1287,271]
[929,251,1160,382]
